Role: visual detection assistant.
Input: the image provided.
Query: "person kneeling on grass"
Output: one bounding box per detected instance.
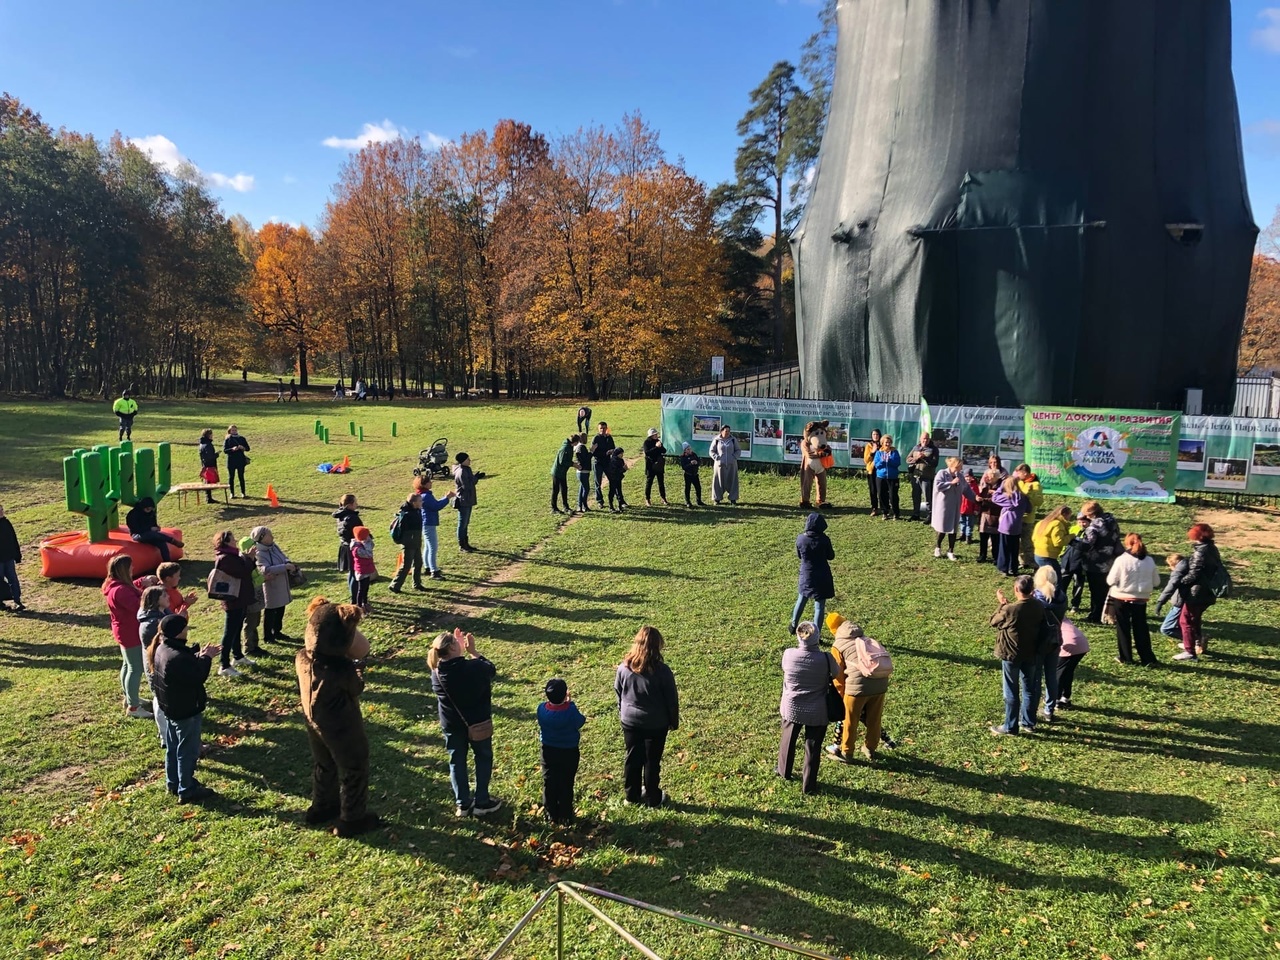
[989,575,1045,735]
[151,615,220,804]
[296,596,383,837]
[826,613,893,764]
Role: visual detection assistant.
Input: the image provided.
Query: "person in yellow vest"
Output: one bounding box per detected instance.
[112,389,139,441]
[1014,463,1043,569]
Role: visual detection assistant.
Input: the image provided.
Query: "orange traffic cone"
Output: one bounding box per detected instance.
[266,484,280,508]
[340,455,351,472]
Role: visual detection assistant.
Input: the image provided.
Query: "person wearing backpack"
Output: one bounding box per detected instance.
[388,492,425,593]
[988,575,1045,735]
[1174,523,1225,661]
[777,621,840,793]
[826,613,892,763]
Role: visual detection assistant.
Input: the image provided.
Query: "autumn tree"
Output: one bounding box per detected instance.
[1240,207,1280,374]
[248,222,329,384]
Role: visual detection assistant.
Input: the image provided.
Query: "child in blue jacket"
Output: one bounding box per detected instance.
[538,678,586,825]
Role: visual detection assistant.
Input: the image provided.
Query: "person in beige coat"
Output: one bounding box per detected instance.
[825,613,890,763]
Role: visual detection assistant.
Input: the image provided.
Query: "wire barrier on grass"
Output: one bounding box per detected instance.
[485,881,840,960]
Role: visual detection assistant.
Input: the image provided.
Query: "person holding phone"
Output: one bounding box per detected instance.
[430,627,502,818]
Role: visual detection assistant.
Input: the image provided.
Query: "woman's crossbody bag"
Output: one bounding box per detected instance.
[438,678,493,742]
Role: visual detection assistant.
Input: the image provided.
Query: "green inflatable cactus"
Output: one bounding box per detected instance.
[62,441,171,543]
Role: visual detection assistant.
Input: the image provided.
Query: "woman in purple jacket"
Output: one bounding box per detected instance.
[991,478,1030,577]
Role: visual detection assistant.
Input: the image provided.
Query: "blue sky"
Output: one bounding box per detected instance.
[2,0,1278,234]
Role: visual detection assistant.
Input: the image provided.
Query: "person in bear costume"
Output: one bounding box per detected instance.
[295,595,382,837]
[800,420,833,509]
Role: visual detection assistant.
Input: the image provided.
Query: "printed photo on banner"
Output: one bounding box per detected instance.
[1177,439,1206,471]
[999,431,1025,459]
[962,443,996,470]
[1252,443,1280,476]
[732,430,753,460]
[931,427,961,456]
[849,438,873,468]
[1204,457,1249,491]
[692,415,722,440]
[753,418,783,444]
[825,422,850,449]
[783,434,803,461]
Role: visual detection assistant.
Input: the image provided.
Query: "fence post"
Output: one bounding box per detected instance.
[556,888,564,960]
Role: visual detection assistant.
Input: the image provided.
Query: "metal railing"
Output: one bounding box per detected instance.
[485,881,839,960]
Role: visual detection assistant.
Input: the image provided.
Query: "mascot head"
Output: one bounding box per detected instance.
[803,420,829,452]
[304,595,370,660]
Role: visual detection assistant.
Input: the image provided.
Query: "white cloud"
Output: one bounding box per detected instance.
[1255,8,1280,53]
[322,119,450,151]
[127,134,255,192]
[323,120,403,149]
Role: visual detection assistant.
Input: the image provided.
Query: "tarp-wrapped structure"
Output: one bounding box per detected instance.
[792,0,1258,408]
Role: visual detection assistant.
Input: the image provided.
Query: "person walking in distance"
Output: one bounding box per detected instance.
[289,378,299,401]
[224,425,251,499]
[589,423,615,507]
[113,389,138,441]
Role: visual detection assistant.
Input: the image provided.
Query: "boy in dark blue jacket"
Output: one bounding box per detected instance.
[538,678,586,825]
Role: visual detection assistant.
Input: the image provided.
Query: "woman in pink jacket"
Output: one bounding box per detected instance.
[102,553,152,719]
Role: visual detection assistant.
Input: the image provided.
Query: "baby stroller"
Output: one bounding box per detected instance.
[414,438,451,479]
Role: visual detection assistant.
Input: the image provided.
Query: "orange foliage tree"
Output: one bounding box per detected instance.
[247,222,331,385]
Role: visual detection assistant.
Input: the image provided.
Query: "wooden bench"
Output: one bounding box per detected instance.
[171,482,231,507]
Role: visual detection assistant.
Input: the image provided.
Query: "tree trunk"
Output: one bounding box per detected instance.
[297,342,309,387]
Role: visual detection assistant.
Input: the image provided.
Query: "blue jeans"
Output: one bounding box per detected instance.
[0,559,20,603]
[119,643,143,708]
[959,515,973,540]
[791,594,826,634]
[163,713,203,797]
[577,470,591,511]
[1160,604,1182,638]
[1033,555,1061,576]
[593,461,606,503]
[455,504,473,546]
[997,533,1021,575]
[1036,645,1061,715]
[1001,660,1039,733]
[443,729,493,807]
[422,525,440,572]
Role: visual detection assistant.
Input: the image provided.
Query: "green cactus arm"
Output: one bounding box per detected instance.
[154,443,171,501]
[63,456,89,514]
[133,448,155,503]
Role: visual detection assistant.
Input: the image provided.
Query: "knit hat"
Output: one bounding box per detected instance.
[250,525,270,543]
[647,428,658,437]
[455,452,469,464]
[825,611,846,633]
[795,621,819,648]
[238,536,257,553]
[681,442,691,450]
[544,678,568,704]
[159,614,188,640]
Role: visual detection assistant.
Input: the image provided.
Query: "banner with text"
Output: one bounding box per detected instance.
[1024,406,1180,502]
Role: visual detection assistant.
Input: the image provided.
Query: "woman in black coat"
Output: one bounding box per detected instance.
[1174,522,1224,661]
[197,429,220,504]
[224,425,251,498]
[790,512,835,636]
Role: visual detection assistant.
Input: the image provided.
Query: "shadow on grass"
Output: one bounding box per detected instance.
[0,637,121,671]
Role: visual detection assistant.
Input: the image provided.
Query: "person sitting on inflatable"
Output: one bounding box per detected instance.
[127,498,184,563]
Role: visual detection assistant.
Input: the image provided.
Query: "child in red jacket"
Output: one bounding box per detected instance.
[958,469,980,544]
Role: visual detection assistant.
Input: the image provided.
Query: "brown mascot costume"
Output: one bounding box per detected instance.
[295,596,382,837]
[800,420,833,509]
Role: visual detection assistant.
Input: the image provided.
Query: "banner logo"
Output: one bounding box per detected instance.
[1068,426,1129,481]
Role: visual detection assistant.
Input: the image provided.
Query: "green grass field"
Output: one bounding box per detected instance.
[1,398,1277,960]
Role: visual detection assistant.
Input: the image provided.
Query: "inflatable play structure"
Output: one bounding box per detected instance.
[40,441,184,579]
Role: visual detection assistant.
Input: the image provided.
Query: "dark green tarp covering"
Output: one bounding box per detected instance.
[792,0,1258,408]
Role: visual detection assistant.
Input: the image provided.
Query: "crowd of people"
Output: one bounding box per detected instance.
[2,401,1236,831]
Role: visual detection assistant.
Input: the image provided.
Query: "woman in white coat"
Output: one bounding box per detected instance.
[1107,532,1160,665]
[709,426,741,505]
[252,525,300,645]
[930,457,976,560]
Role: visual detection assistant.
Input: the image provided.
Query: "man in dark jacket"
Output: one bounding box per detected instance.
[0,502,24,611]
[906,432,939,521]
[589,422,615,506]
[989,576,1045,735]
[151,615,220,803]
[550,437,574,514]
[642,428,669,506]
[791,512,835,635]
[453,453,478,551]
[389,493,425,593]
[126,497,183,562]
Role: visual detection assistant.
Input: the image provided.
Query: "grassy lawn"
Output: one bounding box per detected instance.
[1,397,1277,960]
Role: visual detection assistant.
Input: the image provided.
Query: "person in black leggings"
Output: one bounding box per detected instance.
[224,425,251,498]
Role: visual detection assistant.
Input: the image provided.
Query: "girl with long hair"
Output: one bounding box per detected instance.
[615,626,680,807]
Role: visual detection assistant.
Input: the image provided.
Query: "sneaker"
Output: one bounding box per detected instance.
[233,656,255,668]
[787,623,797,635]
[455,803,473,818]
[880,731,898,749]
[219,666,241,678]
[472,798,503,817]
[335,813,384,838]
[647,789,667,808]
[1057,698,1072,709]
[12,601,25,611]
[859,744,876,762]
[275,632,294,641]
[989,725,1016,736]
[178,786,217,805]
[126,704,154,719]
[1042,709,1054,722]
[1173,651,1198,661]
[933,547,942,558]
[388,585,402,594]
[431,570,446,580]
[946,552,958,562]
[824,744,852,763]
[304,805,339,825]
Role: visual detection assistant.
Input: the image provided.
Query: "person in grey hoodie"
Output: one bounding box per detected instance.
[777,621,840,794]
[709,425,741,505]
[615,626,679,808]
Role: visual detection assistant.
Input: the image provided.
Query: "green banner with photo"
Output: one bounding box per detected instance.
[1024,406,1180,502]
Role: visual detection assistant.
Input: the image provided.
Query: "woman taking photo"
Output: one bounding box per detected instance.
[1075,501,1122,623]
[930,456,975,560]
[1107,533,1160,666]
[102,553,151,719]
[872,434,902,520]
[1174,523,1223,661]
[863,428,883,515]
[976,455,1007,563]
[198,429,220,504]
[224,425,251,499]
[430,628,502,817]
[615,626,679,808]
[1031,506,1074,574]
[777,621,839,794]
